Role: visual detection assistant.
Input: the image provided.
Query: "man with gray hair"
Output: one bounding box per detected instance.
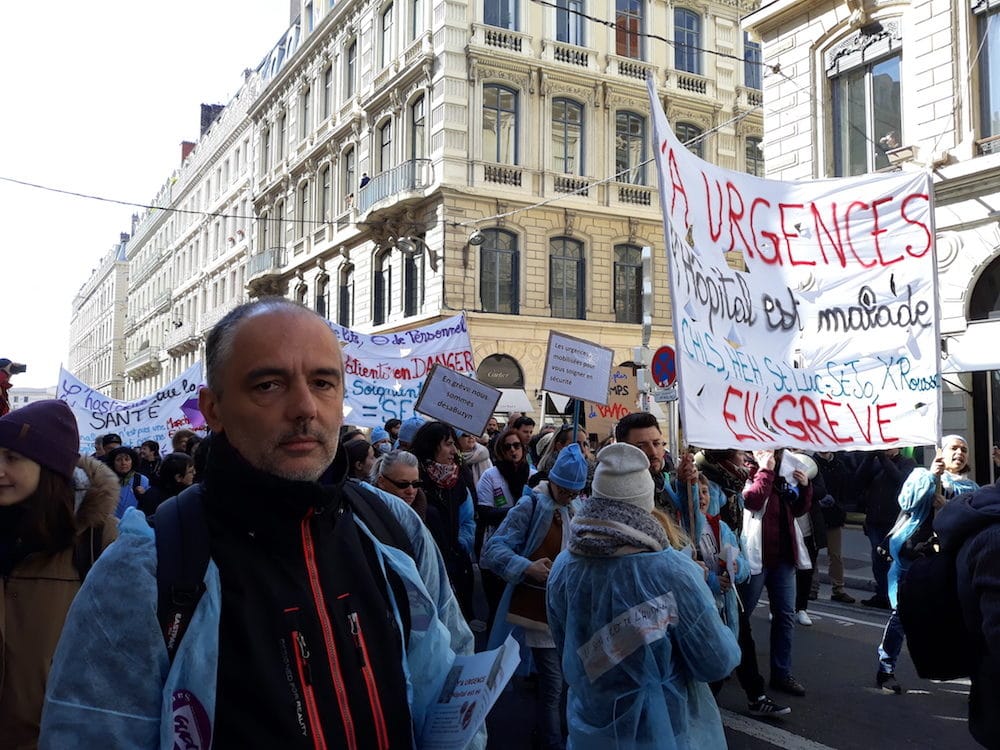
[41,298,480,749]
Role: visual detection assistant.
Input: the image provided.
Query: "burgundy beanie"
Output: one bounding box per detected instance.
[0,399,80,479]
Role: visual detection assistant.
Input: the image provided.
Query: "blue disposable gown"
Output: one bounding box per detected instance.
[547,546,740,749]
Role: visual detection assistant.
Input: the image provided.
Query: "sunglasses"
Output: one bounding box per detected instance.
[383,476,423,490]
[503,442,523,451]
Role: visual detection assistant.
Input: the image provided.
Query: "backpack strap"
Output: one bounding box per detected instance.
[341,481,416,561]
[152,485,210,663]
[72,525,103,581]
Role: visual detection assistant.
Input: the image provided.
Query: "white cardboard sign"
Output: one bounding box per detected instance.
[541,332,615,405]
[414,364,502,436]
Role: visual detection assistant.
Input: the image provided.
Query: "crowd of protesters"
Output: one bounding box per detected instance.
[1,300,998,749]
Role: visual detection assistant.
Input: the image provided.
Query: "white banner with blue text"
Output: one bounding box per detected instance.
[57,363,205,454]
[332,314,476,428]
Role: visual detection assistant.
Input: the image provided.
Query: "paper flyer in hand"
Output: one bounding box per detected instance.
[420,634,521,750]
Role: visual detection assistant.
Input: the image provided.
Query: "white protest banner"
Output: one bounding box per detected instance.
[414,364,502,436]
[332,314,475,428]
[541,332,615,405]
[58,363,205,454]
[647,78,940,450]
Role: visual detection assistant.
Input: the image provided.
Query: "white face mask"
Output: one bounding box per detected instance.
[374,441,392,456]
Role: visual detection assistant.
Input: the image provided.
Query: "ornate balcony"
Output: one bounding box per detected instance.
[357,159,433,215]
[124,345,161,378]
[165,321,200,356]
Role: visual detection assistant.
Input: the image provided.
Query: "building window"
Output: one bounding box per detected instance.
[615,0,643,59]
[339,265,354,326]
[411,96,426,160]
[345,41,357,99]
[378,120,393,172]
[745,136,764,177]
[674,9,701,74]
[277,112,286,160]
[295,283,308,305]
[316,274,330,319]
[404,241,424,316]
[551,98,584,174]
[744,33,762,89]
[374,251,392,325]
[614,244,642,323]
[485,0,517,29]
[556,0,584,45]
[615,111,646,184]
[297,182,310,238]
[550,237,585,319]
[829,50,902,176]
[342,147,356,209]
[306,1,314,31]
[323,65,334,119]
[261,127,271,171]
[300,87,311,138]
[411,0,423,40]
[676,122,704,158]
[320,165,332,221]
[274,200,285,247]
[480,229,519,314]
[380,4,394,69]
[975,0,1000,142]
[483,84,518,164]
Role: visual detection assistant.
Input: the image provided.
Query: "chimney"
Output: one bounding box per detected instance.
[131,213,140,235]
[200,103,225,137]
[181,141,196,163]
[120,232,130,243]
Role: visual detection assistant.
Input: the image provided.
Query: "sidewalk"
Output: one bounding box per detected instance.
[814,523,876,593]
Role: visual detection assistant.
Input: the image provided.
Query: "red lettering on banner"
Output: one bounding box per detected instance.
[870,195,902,266]
[704,173,724,243]
[668,150,690,226]
[726,182,753,256]
[811,202,847,268]
[900,194,932,258]
[780,203,811,266]
[876,402,899,443]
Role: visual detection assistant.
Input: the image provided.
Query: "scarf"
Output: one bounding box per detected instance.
[496,458,529,500]
[696,453,749,535]
[425,460,460,489]
[569,496,670,557]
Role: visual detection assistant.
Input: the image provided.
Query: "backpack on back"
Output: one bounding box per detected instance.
[152,481,415,662]
[897,540,977,680]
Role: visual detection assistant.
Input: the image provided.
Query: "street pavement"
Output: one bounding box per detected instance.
[483,524,981,749]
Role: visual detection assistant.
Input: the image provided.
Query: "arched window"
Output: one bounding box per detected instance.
[295,282,308,304]
[380,4,395,69]
[550,237,585,319]
[404,235,425,317]
[614,244,642,323]
[378,120,393,172]
[316,273,330,319]
[676,122,704,158]
[297,181,310,238]
[483,85,519,164]
[970,256,1000,321]
[410,96,426,160]
[552,98,584,174]
[615,111,646,184]
[746,137,764,177]
[342,147,356,210]
[338,264,354,326]
[674,9,702,74]
[480,229,519,314]
[374,249,393,325]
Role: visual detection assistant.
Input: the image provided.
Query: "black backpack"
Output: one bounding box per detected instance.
[152,482,415,663]
[897,538,977,680]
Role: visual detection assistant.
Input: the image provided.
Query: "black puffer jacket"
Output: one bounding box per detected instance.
[202,436,413,749]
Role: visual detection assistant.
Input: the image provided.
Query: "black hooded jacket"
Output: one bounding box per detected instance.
[934,482,1000,749]
[202,436,413,749]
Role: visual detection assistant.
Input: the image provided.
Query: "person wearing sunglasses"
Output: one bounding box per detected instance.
[476,428,534,630]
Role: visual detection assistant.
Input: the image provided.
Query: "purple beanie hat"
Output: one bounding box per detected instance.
[0,399,80,479]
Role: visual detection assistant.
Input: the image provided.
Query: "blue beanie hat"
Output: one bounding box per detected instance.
[370,427,390,444]
[397,416,426,445]
[549,443,588,492]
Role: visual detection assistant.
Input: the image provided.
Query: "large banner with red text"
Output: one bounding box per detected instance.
[647,80,940,451]
[332,313,475,428]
